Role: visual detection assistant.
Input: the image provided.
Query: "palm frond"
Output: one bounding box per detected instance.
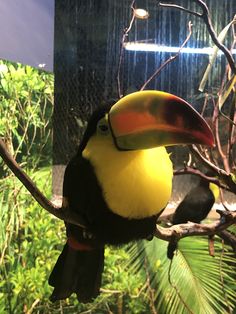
[126,236,236,314]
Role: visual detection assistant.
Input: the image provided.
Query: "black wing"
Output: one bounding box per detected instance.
[172,185,215,224]
[63,155,158,245]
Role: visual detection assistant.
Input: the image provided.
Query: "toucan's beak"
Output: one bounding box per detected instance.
[108,90,214,150]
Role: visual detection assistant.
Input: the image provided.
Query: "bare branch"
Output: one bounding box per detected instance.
[189,145,225,174]
[193,0,236,73]
[190,145,236,194]
[158,0,236,74]
[140,21,193,90]
[144,259,158,314]
[200,93,209,116]
[117,0,136,98]
[227,93,236,168]
[212,99,231,173]
[155,210,236,241]
[173,166,229,190]
[0,137,86,228]
[158,2,201,18]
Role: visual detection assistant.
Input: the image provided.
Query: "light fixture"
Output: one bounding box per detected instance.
[134,8,149,19]
[124,42,236,55]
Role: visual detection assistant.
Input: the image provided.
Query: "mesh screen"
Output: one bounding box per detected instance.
[52,0,236,205]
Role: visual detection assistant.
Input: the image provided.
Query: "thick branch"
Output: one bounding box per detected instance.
[155,210,236,241]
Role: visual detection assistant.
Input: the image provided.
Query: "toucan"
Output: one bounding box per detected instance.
[48,90,214,302]
[167,174,219,259]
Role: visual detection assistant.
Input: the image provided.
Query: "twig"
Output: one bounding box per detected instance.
[215,43,236,168]
[25,299,40,314]
[158,0,236,74]
[190,145,236,194]
[200,93,209,116]
[218,188,231,212]
[174,166,224,187]
[229,91,236,168]
[158,2,201,18]
[192,0,236,74]
[189,145,224,174]
[100,288,122,294]
[144,259,158,314]
[212,99,231,173]
[117,0,136,98]
[140,21,193,90]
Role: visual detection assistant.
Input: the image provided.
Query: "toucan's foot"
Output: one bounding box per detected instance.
[167,238,179,260]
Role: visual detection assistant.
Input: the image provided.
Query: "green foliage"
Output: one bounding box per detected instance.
[0,60,53,169]
[127,237,236,314]
[0,168,64,313]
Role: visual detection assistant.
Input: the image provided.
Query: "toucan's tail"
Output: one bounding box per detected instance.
[49,243,104,303]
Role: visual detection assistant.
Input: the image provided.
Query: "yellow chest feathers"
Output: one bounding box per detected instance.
[209,182,219,201]
[82,135,173,219]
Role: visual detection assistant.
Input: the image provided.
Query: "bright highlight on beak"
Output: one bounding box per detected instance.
[108,90,214,150]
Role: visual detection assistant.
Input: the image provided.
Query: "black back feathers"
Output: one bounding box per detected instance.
[167,177,216,259]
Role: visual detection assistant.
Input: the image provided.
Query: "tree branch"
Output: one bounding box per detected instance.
[173,166,229,190]
[190,145,236,194]
[158,2,201,18]
[0,137,86,228]
[140,21,193,90]
[158,0,236,74]
[155,210,236,241]
[212,101,231,173]
[117,0,136,98]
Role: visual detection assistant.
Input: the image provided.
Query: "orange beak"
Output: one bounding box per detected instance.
[108,90,214,150]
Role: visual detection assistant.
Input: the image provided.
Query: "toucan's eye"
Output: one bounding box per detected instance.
[97,118,110,135]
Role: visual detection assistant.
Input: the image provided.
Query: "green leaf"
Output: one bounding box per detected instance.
[126,237,236,314]
[199,16,236,92]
